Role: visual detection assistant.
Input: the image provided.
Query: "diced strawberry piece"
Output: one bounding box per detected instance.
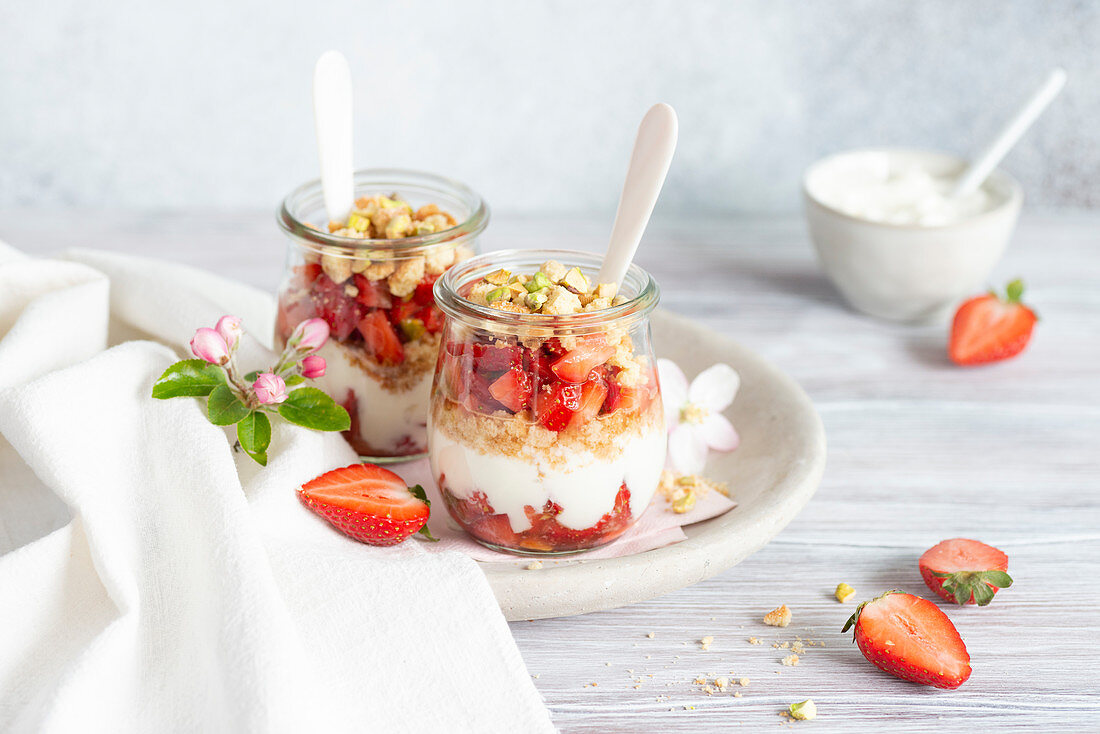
[489,365,535,413]
[294,262,323,285]
[419,305,444,334]
[537,382,582,431]
[602,376,623,415]
[473,343,523,373]
[298,463,430,546]
[311,274,366,340]
[413,273,440,306]
[275,292,318,343]
[569,373,609,428]
[470,513,518,549]
[444,352,472,404]
[551,341,616,383]
[542,339,567,359]
[464,374,505,414]
[389,299,420,326]
[358,310,405,365]
[353,274,393,309]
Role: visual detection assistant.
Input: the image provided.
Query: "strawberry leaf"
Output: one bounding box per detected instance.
[277,387,351,432]
[408,484,439,542]
[152,359,226,399]
[983,570,1013,588]
[208,384,250,426]
[971,581,995,606]
[1005,279,1025,303]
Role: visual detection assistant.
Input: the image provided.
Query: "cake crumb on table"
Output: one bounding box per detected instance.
[764,604,792,627]
[748,637,762,645]
[782,654,800,666]
[646,632,656,639]
[525,560,543,570]
[699,635,714,650]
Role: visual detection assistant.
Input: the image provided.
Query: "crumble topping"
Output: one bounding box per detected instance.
[465,260,628,315]
[657,471,730,513]
[835,582,856,603]
[764,605,792,628]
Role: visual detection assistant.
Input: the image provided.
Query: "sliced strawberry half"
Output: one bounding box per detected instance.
[489,364,534,413]
[298,463,435,546]
[949,279,1038,366]
[843,591,971,689]
[551,341,616,383]
[919,538,1012,606]
[358,310,405,365]
[569,373,608,428]
[536,382,582,431]
[353,274,393,310]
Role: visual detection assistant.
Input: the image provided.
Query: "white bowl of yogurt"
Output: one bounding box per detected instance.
[803,148,1023,323]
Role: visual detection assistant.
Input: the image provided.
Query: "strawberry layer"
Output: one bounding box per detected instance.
[428,423,666,534]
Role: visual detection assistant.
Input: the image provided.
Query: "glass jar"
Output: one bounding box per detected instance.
[275,169,488,461]
[429,250,665,555]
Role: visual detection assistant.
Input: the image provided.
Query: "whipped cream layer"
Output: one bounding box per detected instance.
[429,424,666,532]
[313,340,432,455]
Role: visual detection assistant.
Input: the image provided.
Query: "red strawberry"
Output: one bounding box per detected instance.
[419,305,444,334]
[298,463,435,546]
[550,341,616,383]
[536,382,582,431]
[311,274,366,340]
[570,373,609,428]
[413,273,440,306]
[489,364,534,413]
[949,279,1037,366]
[358,310,405,365]
[474,343,523,373]
[389,298,421,326]
[919,538,1013,606]
[843,591,971,689]
[294,262,323,285]
[353,274,393,309]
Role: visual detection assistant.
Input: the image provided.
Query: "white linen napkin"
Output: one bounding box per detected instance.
[0,243,554,734]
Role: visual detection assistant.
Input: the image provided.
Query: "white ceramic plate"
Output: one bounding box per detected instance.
[482,309,826,621]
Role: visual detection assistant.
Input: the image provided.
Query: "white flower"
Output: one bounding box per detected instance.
[658,359,740,475]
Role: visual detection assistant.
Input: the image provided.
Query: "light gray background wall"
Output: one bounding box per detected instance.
[1,0,1096,215]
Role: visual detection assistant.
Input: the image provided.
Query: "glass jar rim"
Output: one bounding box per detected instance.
[276,168,489,255]
[434,248,660,331]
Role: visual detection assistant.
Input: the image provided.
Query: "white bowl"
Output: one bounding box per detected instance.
[802,148,1023,323]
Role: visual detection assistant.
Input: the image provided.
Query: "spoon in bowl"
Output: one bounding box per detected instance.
[313,50,355,223]
[950,67,1067,199]
[596,103,679,286]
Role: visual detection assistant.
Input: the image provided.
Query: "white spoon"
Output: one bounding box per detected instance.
[596,103,679,286]
[950,67,1067,198]
[312,50,355,223]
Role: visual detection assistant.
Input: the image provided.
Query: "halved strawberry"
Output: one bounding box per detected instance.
[843,591,971,689]
[551,341,616,383]
[536,382,582,431]
[919,538,1012,606]
[298,463,435,546]
[569,373,608,428]
[949,279,1038,366]
[489,364,534,413]
[353,274,393,310]
[358,310,405,365]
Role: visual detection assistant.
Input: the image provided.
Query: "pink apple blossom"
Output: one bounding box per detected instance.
[253,373,288,404]
[190,328,230,365]
[657,359,740,475]
[300,354,326,379]
[289,318,330,352]
[215,315,243,350]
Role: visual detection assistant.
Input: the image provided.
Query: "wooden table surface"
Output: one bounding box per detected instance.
[3,210,1098,732]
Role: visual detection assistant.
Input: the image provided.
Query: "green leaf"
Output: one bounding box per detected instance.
[152,359,226,399]
[407,484,439,542]
[238,410,272,457]
[277,387,351,432]
[284,374,305,387]
[244,370,260,382]
[971,581,995,606]
[1005,279,1025,303]
[207,384,251,425]
[983,570,1013,589]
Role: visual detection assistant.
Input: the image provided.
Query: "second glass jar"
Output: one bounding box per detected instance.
[275,169,488,461]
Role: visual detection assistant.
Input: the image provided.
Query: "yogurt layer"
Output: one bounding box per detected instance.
[313,340,432,454]
[429,424,667,532]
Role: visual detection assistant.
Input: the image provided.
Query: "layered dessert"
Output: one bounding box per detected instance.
[429,257,665,554]
[276,194,474,457]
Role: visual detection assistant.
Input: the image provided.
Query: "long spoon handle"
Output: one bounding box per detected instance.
[313,50,355,223]
[597,103,678,286]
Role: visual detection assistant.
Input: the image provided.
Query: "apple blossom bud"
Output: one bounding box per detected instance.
[190,328,230,365]
[253,373,288,404]
[289,318,330,352]
[215,315,243,350]
[300,354,326,379]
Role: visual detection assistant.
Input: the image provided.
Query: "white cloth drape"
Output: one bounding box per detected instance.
[0,243,554,734]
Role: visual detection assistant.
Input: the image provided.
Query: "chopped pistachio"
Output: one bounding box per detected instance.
[399,318,426,341]
[671,488,695,514]
[413,221,437,235]
[484,268,512,286]
[385,213,412,239]
[525,270,554,293]
[560,266,590,294]
[347,212,371,232]
[835,582,856,603]
[379,196,402,209]
[525,289,549,310]
[486,286,510,303]
[789,700,817,721]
